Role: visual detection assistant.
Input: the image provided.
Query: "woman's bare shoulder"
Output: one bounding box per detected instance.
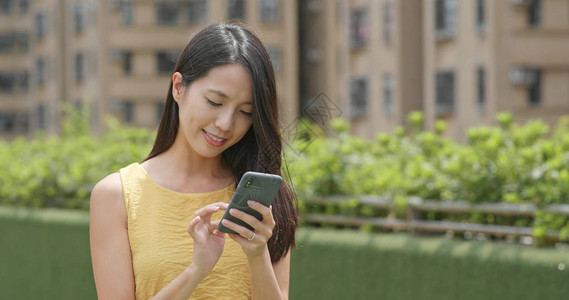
[90,173,126,222]
[92,172,123,198]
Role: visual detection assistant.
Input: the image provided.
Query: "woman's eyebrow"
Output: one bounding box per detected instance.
[207,89,252,104]
[207,89,229,98]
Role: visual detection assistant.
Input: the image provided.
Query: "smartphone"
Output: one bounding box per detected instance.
[218,171,283,234]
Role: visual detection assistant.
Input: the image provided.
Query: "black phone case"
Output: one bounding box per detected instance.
[218,171,283,234]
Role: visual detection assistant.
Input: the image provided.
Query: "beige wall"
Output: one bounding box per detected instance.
[2,0,568,142]
[424,0,569,142]
[0,0,298,138]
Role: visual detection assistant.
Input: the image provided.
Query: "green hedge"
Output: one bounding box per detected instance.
[288,113,569,242]
[2,207,568,299]
[2,107,569,242]
[0,207,94,299]
[0,105,154,210]
[291,228,569,300]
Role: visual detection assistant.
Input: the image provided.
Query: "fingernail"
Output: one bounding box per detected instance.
[247,200,254,206]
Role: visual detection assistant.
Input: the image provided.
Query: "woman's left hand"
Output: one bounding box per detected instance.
[220,200,275,258]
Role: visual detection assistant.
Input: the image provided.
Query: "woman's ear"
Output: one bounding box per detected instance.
[172,72,184,104]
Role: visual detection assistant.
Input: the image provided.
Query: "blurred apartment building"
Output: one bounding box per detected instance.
[1,0,569,141]
[423,0,569,140]
[300,0,569,140]
[0,0,297,139]
[299,0,423,138]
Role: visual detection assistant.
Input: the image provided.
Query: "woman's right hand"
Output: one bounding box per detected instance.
[186,202,228,281]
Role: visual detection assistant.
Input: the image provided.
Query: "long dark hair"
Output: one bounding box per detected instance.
[143,23,297,262]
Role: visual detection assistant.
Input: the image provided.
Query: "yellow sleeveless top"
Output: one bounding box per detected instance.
[119,163,251,300]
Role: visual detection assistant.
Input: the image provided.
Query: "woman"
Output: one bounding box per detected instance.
[90,23,298,300]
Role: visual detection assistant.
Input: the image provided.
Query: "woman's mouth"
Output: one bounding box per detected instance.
[202,129,227,147]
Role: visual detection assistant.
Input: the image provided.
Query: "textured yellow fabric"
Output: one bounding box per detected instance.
[119,162,251,300]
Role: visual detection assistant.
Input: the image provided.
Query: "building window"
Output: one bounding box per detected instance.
[228,0,245,20]
[37,104,46,130]
[36,58,45,86]
[434,0,456,39]
[157,51,179,74]
[477,67,486,110]
[0,71,26,94]
[110,100,134,123]
[383,3,393,44]
[123,51,132,75]
[528,69,542,106]
[35,12,46,40]
[188,0,208,24]
[16,32,28,52]
[0,33,14,53]
[74,3,85,34]
[19,0,28,13]
[17,71,27,92]
[350,77,368,118]
[260,0,280,23]
[156,1,179,26]
[0,72,14,94]
[435,71,455,115]
[0,112,29,133]
[528,0,541,28]
[123,101,134,123]
[120,0,133,25]
[383,74,394,116]
[75,52,84,82]
[156,101,165,123]
[0,32,28,53]
[266,46,281,73]
[476,0,486,33]
[350,9,368,49]
[0,113,15,133]
[0,0,12,14]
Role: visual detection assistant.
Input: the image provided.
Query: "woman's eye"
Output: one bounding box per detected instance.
[240,111,253,117]
[207,99,221,106]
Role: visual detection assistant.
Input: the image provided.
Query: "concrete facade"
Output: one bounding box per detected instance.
[1,0,568,141]
[0,0,297,138]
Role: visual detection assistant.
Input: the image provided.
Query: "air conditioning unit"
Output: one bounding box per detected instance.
[109,0,124,10]
[307,0,322,13]
[109,49,123,62]
[509,66,538,85]
[510,0,532,6]
[306,47,321,62]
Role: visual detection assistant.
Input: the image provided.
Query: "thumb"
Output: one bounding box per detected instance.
[187,216,201,236]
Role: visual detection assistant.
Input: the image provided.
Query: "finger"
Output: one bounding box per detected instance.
[186,216,201,237]
[210,220,224,234]
[229,208,263,231]
[211,220,221,228]
[248,201,275,227]
[194,202,228,217]
[220,219,263,242]
[228,233,248,245]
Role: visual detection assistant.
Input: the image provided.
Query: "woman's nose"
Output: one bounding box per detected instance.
[215,109,234,132]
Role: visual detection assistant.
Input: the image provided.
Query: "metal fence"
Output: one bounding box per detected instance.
[301,195,569,241]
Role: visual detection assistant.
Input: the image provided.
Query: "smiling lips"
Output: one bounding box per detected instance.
[202,129,227,147]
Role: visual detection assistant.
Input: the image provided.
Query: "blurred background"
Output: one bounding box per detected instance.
[1,0,569,299]
[1,0,568,141]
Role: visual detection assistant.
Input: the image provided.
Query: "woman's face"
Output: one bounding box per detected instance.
[172,63,254,159]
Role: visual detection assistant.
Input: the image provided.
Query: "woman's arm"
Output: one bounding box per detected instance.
[247,247,291,300]
[90,173,136,300]
[90,173,227,300]
[221,201,291,300]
